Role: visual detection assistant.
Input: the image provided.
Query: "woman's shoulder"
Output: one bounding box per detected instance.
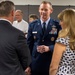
[56,36,69,46]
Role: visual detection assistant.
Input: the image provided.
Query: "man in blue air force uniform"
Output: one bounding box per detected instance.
[26,1,61,75]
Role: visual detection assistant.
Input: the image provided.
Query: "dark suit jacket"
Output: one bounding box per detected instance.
[27,19,61,74]
[0,20,31,75]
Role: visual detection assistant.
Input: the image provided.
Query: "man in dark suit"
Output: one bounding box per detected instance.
[26,1,61,75]
[0,1,31,75]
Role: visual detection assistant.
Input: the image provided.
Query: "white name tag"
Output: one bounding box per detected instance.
[32,31,37,34]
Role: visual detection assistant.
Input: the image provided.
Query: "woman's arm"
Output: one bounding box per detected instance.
[49,43,66,75]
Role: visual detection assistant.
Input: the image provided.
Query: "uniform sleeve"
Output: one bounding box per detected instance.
[27,23,34,55]
[16,32,31,70]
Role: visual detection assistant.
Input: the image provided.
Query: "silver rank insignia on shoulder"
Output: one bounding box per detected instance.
[51,37,55,41]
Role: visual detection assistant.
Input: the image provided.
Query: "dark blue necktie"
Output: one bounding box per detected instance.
[42,22,46,35]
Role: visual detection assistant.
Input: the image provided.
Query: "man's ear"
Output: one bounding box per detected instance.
[50,8,53,14]
[10,10,15,23]
[11,10,15,17]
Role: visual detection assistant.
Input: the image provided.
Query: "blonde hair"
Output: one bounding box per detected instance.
[58,8,75,50]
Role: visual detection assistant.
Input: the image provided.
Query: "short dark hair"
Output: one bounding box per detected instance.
[0,1,15,17]
[29,14,38,20]
[41,1,53,9]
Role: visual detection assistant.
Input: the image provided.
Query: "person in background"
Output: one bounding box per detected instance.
[13,10,28,38]
[0,1,31,75]
[26,1,61,75]
[49,8,75,75]
[29,14,39,23]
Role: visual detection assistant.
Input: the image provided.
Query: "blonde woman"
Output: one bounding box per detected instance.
[49,8,75,75]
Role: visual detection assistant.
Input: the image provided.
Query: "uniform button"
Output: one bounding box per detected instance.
[42,40,44,42]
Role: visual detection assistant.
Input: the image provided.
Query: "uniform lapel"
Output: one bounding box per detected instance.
[36,20,43,36]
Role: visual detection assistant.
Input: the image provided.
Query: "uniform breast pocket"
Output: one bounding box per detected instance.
[48,34,58,42]
[32,31,38,40]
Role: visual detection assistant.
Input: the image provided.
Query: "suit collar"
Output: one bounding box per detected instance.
[0,18,12,25]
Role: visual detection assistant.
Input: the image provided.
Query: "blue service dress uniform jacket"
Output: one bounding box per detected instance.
[27,19,61,75]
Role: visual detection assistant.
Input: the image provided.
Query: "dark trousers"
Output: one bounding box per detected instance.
[31,71,49,75]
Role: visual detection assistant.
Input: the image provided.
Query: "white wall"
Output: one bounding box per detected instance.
[4,0,75,5]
